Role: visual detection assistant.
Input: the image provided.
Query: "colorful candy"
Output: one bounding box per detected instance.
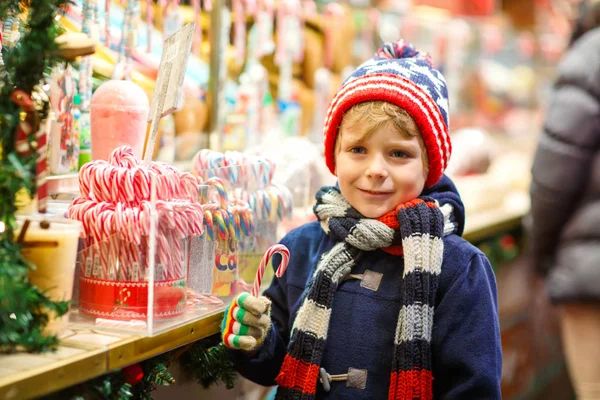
[192,149,292,223]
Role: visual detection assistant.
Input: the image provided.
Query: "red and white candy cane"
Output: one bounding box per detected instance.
[252,244,290,297]
[35,116,49,213]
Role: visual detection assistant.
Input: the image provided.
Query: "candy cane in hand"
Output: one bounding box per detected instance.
[252,244,290,297]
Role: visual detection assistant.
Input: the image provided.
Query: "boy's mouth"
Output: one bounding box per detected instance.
[358,188,394,196]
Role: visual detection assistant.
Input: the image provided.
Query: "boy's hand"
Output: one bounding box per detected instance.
[221,293,271,351]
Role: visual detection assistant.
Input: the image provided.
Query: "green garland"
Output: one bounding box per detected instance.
[0,0,71,353]
[50,335,237,399]
[181,337,237,390]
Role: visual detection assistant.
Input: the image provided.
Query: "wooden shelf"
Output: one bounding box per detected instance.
[0,309,225,400]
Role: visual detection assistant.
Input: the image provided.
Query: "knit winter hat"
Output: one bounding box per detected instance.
[323,40,452,188]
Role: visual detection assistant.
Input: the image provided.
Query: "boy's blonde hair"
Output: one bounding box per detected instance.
[336,101,429,174]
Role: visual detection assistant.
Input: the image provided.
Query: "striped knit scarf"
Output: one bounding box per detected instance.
[275,186,456,400]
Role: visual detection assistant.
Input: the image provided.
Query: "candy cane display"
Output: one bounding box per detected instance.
[252,244,290,297]
[192,149,292,224]
[68,146,204,282]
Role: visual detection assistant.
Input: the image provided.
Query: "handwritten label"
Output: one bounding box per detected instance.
[85,256,93,277]
[133,262,140,281]
[156,264,166,281]
[93,254,100,278]
[144,23,195,161]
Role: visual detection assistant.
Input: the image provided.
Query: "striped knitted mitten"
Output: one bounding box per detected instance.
[222,293,272,351]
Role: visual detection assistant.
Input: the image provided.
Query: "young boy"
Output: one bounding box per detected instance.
[222,41,502,399]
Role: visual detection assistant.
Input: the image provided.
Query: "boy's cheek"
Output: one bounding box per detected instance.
[333,152,340,176]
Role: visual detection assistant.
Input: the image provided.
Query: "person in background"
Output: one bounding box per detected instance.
[529,1,600,399]
[221,40,502,399]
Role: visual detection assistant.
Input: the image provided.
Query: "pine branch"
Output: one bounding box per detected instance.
[181,337,237,390]
[0,0,73,354]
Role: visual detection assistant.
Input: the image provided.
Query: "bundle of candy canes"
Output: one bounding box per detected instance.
[67,146,204,281]
[199,177,254,243]
[192,149,293,223]
[192,176,255,300]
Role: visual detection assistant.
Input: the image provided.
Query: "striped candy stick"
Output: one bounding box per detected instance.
[36,118,49,214]
[205,177,229,209]
[252,244,290,297]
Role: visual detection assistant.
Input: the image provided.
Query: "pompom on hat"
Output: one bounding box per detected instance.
[323,40,452,188]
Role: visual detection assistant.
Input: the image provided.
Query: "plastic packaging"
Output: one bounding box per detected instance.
[90,80,149,161]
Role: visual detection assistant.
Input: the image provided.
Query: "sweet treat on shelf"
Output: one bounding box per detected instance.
[67,146,203,320]
[15,215,82,334]
[90,80,150,161]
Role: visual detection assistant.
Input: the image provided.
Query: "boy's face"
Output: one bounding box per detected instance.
[334,124,427,218]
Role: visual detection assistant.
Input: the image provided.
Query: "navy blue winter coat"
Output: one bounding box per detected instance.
[230,176,502,399]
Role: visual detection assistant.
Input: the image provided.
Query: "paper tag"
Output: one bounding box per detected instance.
[93,254,100,278]
[156,264,166,281]
[133,262,140,281]
[85,256,93,277]
[145,23,195,161]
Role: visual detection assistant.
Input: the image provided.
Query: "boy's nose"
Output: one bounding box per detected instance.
[365,156,388,179]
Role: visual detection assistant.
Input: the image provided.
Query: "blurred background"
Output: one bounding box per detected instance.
[9,0,595,398]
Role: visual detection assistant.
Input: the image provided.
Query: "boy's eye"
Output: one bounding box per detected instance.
[349,146,366,154]
[390,150,409,158]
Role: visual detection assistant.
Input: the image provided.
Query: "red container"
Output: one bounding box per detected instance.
[79,276,186,320]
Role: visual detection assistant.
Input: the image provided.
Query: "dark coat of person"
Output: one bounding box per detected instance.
[529,26,600,302]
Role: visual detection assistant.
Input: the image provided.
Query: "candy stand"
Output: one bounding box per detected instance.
[0,0,573,399]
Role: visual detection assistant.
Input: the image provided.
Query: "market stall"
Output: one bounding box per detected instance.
[0,0,573,399]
